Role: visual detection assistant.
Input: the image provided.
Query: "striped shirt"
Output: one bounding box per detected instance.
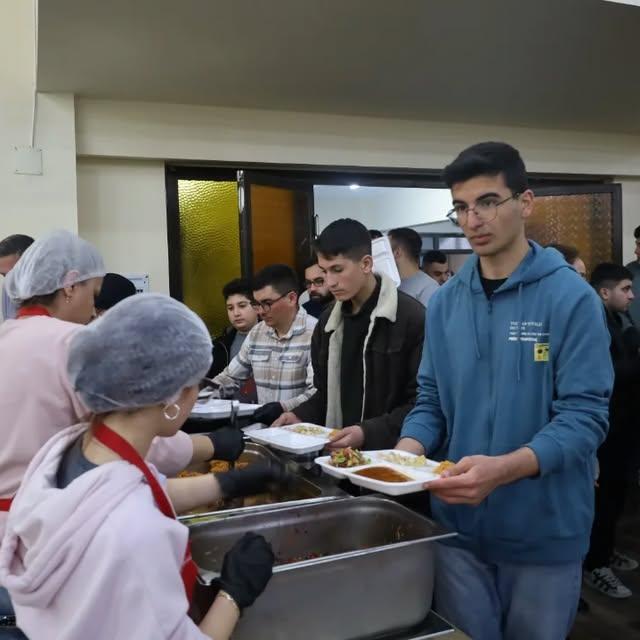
[213,308,317,411]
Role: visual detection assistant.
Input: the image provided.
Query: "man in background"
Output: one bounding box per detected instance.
[625,225,640,326]
[275,219,425,451]
[0,234,34,321]
[213,264,316,425]
[209,278,259,378]
[584,263,640,599]
[388,227,439,307]
[547,244,587,280]
[422,250,450,285]
[302,258,334,319]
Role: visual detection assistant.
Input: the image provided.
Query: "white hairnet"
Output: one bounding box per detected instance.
[5,230,105,302]
[67,293,213,413]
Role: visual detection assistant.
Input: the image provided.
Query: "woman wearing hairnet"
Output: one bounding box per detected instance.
[0,231,257,633]
[0,294,279,639]
[0,230,233,528]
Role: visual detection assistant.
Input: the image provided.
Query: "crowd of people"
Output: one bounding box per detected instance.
[0,140,637,640]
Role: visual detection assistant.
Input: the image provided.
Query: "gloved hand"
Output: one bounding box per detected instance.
[253,402,284,425]
[216,464,291,500]
[205,427,245,462]
[219,532,275,610]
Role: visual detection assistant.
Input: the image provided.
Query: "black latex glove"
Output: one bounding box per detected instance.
[216,463,290,500]
[219,532,275,610]
[205,427,245,462]
[253,402,284,425]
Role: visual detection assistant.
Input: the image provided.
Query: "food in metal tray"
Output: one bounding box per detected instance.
[178,460,248,477]
[286,425,340,438]
[377,452,429,468]
[329,447,370,468]
[354,466,413,483]
[433,460,455,475]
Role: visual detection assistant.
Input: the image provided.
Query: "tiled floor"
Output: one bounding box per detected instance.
[570,487,640,639]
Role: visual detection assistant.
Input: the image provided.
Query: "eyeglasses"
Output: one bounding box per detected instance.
[304,277,325,288]
[251,291,292,312]
[446,193,521,227]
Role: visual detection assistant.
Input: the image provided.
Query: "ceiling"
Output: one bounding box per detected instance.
[37,0,640,133]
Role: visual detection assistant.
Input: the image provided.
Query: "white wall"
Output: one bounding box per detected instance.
[74,98,640,276]
[0,1,77,241]
[314,186,451,232]
[75,98,640,177]
[619,177,640,264]
[76,158,170,293]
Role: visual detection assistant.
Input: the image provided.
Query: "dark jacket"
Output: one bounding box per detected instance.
[207,327,237,378]
[294,274,425,449]
[606,307,640,436]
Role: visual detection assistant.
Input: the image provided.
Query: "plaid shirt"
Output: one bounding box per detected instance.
[213,308,317,411]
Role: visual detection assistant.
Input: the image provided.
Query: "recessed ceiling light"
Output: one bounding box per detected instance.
[349,184,360,190]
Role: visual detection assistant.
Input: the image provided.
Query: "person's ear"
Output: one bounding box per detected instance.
[62,285,75,303]
[361,255,374,274]
[599,287,610,302]
[520,189,535,220]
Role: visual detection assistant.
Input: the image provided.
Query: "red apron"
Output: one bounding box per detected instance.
[93,423,198,603]
[0,306,54,512]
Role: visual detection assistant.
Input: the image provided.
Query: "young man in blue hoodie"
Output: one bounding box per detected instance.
[398,142,613,640]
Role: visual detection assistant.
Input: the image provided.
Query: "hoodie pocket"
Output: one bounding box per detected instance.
[484,478,553,543]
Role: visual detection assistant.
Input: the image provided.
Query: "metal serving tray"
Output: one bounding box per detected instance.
[188,496,455,640]
[178,442,345,522]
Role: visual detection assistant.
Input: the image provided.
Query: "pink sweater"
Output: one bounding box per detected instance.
[0,423,209,639]
[0,317,194,536]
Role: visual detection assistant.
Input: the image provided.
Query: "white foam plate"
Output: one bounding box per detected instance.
[190,399,262,419]
[315,449,443,496]
[247,424,338,454]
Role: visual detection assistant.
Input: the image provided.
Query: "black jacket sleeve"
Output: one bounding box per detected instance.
[290,320,327,424]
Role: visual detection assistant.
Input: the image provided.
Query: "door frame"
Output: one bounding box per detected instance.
[239,171,316,277]
[166,163,620,300]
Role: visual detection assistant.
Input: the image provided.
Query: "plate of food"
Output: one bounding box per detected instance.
[247,424,340,454]
[314,447,373,479]
[315,448,455,495]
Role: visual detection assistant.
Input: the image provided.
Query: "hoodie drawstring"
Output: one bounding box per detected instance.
[516,282,524,382]
[466,289,481,360]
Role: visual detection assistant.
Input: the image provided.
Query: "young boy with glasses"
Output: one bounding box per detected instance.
[212,264,316,425]
[397,142,613,640]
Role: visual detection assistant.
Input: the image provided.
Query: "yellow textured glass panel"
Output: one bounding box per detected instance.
[178,180,240,336]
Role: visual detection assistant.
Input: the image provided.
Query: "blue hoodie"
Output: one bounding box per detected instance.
[402,242,613,565]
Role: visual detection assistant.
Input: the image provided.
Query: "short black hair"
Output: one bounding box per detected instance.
[634,225,640,240]
[94,273,137,311]
[422,250,448,266]
[252,264,299,296]
[222,278,253,301]
[547,244,579,265]
[302,254,319,272]
[0,234,34,258]
[388,227,422,263]
[443,142,528,194]
[314,218,372,261]
[368,229,383,239]
[590,263,633,290]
